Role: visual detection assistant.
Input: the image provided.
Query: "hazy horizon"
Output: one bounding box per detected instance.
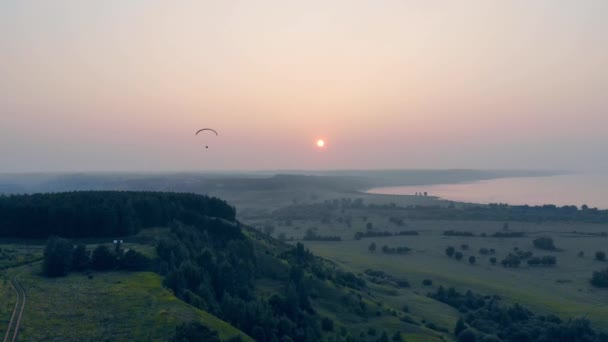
[2,1,607,172]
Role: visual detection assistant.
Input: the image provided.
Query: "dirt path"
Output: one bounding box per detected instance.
[3,269,27,342]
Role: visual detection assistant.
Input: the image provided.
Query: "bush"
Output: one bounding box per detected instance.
[533,236,556,251]
[72,244,90,271]
[458,329,477,342]
[489,257,497,265]
[478,248,489,255]
[321,317,334,332]
[454,252,463,261]
[91,245,116,271]
[591,268,608,288]
[422,279,433,286]
[596,251,606,261]
[446,246,455,257]
[468,256,476,265]
[119,249,150,271]
[43,236,73,277]
[461,244,469,250]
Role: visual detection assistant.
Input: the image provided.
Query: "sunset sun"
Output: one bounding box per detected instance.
[316,139,326,148]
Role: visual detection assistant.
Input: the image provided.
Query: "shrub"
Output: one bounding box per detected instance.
[461,244,469,250]
[479,248,489,255]
[446,246,455,257]
[454,252,463,261]
[468,256,476,265]
[489,257,497,265]
[43,236,73,277]
[422,279,433,286]
[321,317,334,332]
[596,251,606,261]
[533,236,556,251]
[91,245,116,271]
[72,244,90,271]
[591,268,608,288]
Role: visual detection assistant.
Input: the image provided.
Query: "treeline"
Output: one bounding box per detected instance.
[303,228,341,241]
[274,201,608,224]
[157,219,358,342]
[43,236,149,277]
[354,230,418,240]
[0,191,236,238]
[428,286,608,342]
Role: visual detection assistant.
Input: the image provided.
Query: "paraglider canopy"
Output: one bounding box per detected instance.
[195,128,218,149]
[195,128,218,136]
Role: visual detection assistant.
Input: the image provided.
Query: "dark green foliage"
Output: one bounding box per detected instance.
[422,279,433,286]
[119,249,150,271]
[159,224,323,341]
[596,251,606,261]
[275,201,608,224]
[458,329,477,342]
[430,286,608,342]
[321,317,334,332]
[377,331,389,342]
[454,318,466,336]
[391,331,403,342]
[454,252,463,261]
[368,242,377,253]
[478,248,489,255]
[170,321,220,342]
[380,245,411,255]
[72,244,90,271]
[468,256,476,264]
[43,236,73,277]
[527,255,556,266]
[489,257,497,265]
[446,246,455,257]
[444,230,475,237]
[501,254,521,267]
[91,245,116,271]
[0,191,235,238]
[303,228,341,241]
[461,244,469,250]
[591,268,608,288]
[533,236,556,251]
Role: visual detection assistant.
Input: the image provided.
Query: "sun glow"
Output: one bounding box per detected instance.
[316,139,325,148]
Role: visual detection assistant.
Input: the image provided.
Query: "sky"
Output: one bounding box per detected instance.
[1,1,607,172]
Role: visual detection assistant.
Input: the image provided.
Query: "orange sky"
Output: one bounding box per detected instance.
[1,1,607,172]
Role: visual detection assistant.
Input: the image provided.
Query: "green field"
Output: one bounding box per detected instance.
[251,200,608,333]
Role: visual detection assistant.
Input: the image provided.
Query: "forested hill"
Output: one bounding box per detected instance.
[0,191,236,238]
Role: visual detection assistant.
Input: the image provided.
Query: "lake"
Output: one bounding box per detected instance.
[367,173,608,209]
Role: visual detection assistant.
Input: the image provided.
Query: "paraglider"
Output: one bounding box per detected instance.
[195,128,218,149]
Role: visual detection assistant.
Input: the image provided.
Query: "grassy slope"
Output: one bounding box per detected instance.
[0,270,16,337]
[299,217,608,331]
[18,268,251,342]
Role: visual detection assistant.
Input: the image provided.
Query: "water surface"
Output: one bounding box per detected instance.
[367,173,608,209]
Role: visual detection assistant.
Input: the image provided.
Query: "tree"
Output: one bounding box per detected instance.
[591,268,608,288]
[454,317,466,336]
[446,246,455,258]
[468,256,476,265]
[91,245,116,271]
[368,242,377,253]
[366,222,373,230]
[578,251,585,258]
[377,331,389,342]
[533,236,556,251]
[119,249,150,271]
[170,321,220,342]
[461,244,469,250]
[596,251,606,261]
[321,317,334,332]
[72,244,90,271]
[43,236,73,277]
[454,252,463,261]
[489,257,497,265]
[422,279,433,286]
[391,331,403,342]
[457,329,477,342]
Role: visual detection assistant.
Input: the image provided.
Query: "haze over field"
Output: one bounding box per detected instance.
[2,1,608,172]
